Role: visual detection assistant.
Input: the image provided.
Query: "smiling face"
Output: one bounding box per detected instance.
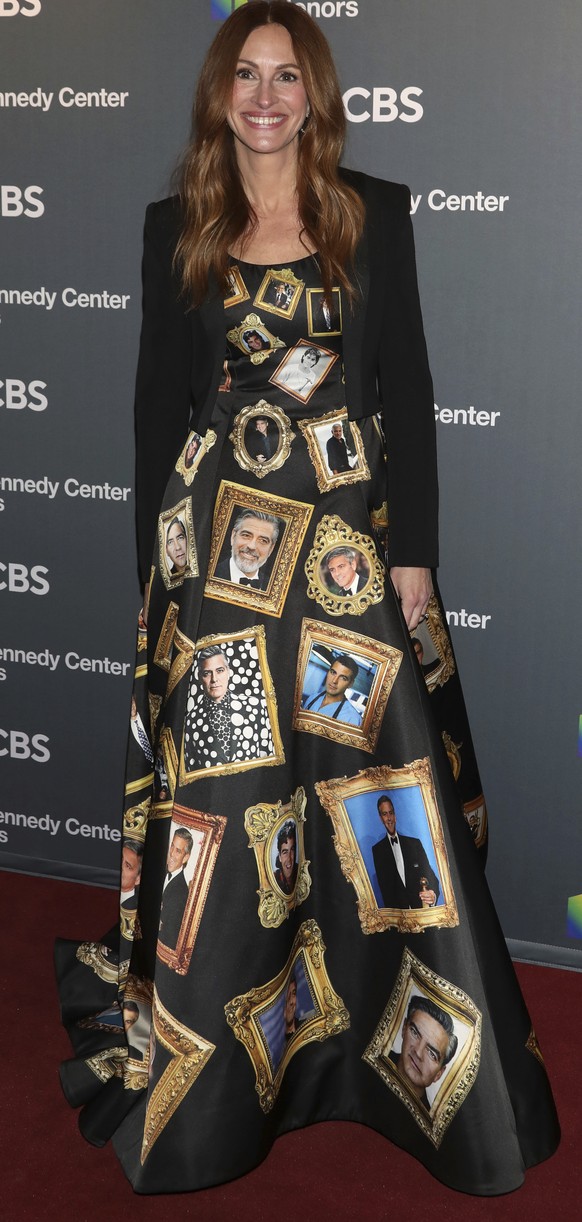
[327,553,357,590]
[399,1010,449,1097]
[278,836,296,884]
[166,833,191,875]
[227,24,308,159]
[121,846,141,892]
[166,520,187,570]
[231,515,276,575]
[378,799,396,837]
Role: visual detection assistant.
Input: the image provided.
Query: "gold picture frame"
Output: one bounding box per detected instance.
[293,618,402,753]
[410,595,456,693]
[315,760,458,934]
[230,401,295,479]
[153,601,179,672]
[224,919,349,1113]
[166,626,195,702]
[174,428,217,487]
[156,804,227,973]
[180,624,285,784]
[205,481,313,618]
[297,409,370,493]
[157,497,198,591]
[245,786,311,928]
[304,514,385,618]
[463,793,488,849]
[224,263,250,309]
[254,266,305,319]
[362,947,482,1148]
[306,286,342,337]
[141,985,216,1164]
[227,312,285,364]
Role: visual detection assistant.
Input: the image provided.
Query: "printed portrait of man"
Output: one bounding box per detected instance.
[283,973,304,1043]
[153,744,170,803]
[215,509,280,590]
[275,345,322,399]
[244,416,275,464]
[165,516,188,575]
[183,433,201,470]
[242,328,271,354]
[388,994,458,1111]
[120,838,143,911]
[184,643,272,773]
[309,288,341,334]
[129,694,154,764]
[324,546,368,597]
[122,999,144,1062]
[301,653,362,726]
[326,423,353,475]
[265,278,294,311]
[159,827,193,949]
[372,795,440,910]
[273,819,299,896]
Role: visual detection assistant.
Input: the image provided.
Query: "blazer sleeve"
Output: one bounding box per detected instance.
[134,199,192,585]
[377,183,438,568]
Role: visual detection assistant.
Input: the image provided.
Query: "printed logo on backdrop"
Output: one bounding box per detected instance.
[0,89,129,111]
[0,289,130,317]
[0,379,47,410]
[0,186,44,217]
[211,1,359,19]
[0,1,42,14]
[343,87,423,123]
[0,730,49,761]
[0,564,49,595]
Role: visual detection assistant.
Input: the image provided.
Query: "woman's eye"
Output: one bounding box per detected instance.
[279,72,298,83]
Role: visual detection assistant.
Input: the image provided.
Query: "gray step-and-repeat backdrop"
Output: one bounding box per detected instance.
[1,1,581,969]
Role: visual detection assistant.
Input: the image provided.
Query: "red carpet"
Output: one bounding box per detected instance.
[1,870,579,1221]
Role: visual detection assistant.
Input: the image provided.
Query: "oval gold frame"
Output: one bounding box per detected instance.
[229,400,295,480]
[304,514,385,617]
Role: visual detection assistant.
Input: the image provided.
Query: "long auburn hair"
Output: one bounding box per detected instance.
[174,0,365,307]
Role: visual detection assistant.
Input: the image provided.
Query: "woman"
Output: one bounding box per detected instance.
[57,1,559,1196]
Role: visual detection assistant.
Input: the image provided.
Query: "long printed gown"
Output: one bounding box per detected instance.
[56,255,559,1195]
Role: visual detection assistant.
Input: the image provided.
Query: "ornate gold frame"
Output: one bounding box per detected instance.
[304,514,385,618]
[306,286,342,337]
[229,401,295,479]
[224,263,250,309]
[141,986,216,1164]
[174,427,216,486]
[254,266,305,319]
[148,692,162,741]
[315,760,458,934]
[245,787,311,928]
[225,920,349,1113]
[463,793,488,850]
[297,409,370,493]
[362,947,482,1148]
[179,624,285,784]
[166,626,195,702]
[293,618,402,753]
[157,497,198,591]
[205,481,312,618]
[153,601,179,671]
[156,804,227,974]
[227,312,285,364]
[411,595,456,693]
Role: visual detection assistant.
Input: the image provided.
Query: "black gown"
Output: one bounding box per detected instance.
[56,256,559,1195]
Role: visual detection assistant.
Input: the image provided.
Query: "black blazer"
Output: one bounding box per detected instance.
[134,170,437,583]
[372,833,440,910]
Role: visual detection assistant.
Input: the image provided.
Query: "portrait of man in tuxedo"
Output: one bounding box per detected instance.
[215,509,280,590]
[122,999,145,1062]
[159,827,193,949]
[388,994,458,1111]
[372,795,440,910]
[324,546,368,597]
[283,973,304,1042]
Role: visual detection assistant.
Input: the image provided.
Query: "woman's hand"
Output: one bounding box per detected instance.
[389,566,433,631]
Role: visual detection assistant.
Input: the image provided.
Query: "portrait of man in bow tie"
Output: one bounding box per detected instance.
[159,826,193,950]
[215,508,280,590]
[372,795,440,910]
